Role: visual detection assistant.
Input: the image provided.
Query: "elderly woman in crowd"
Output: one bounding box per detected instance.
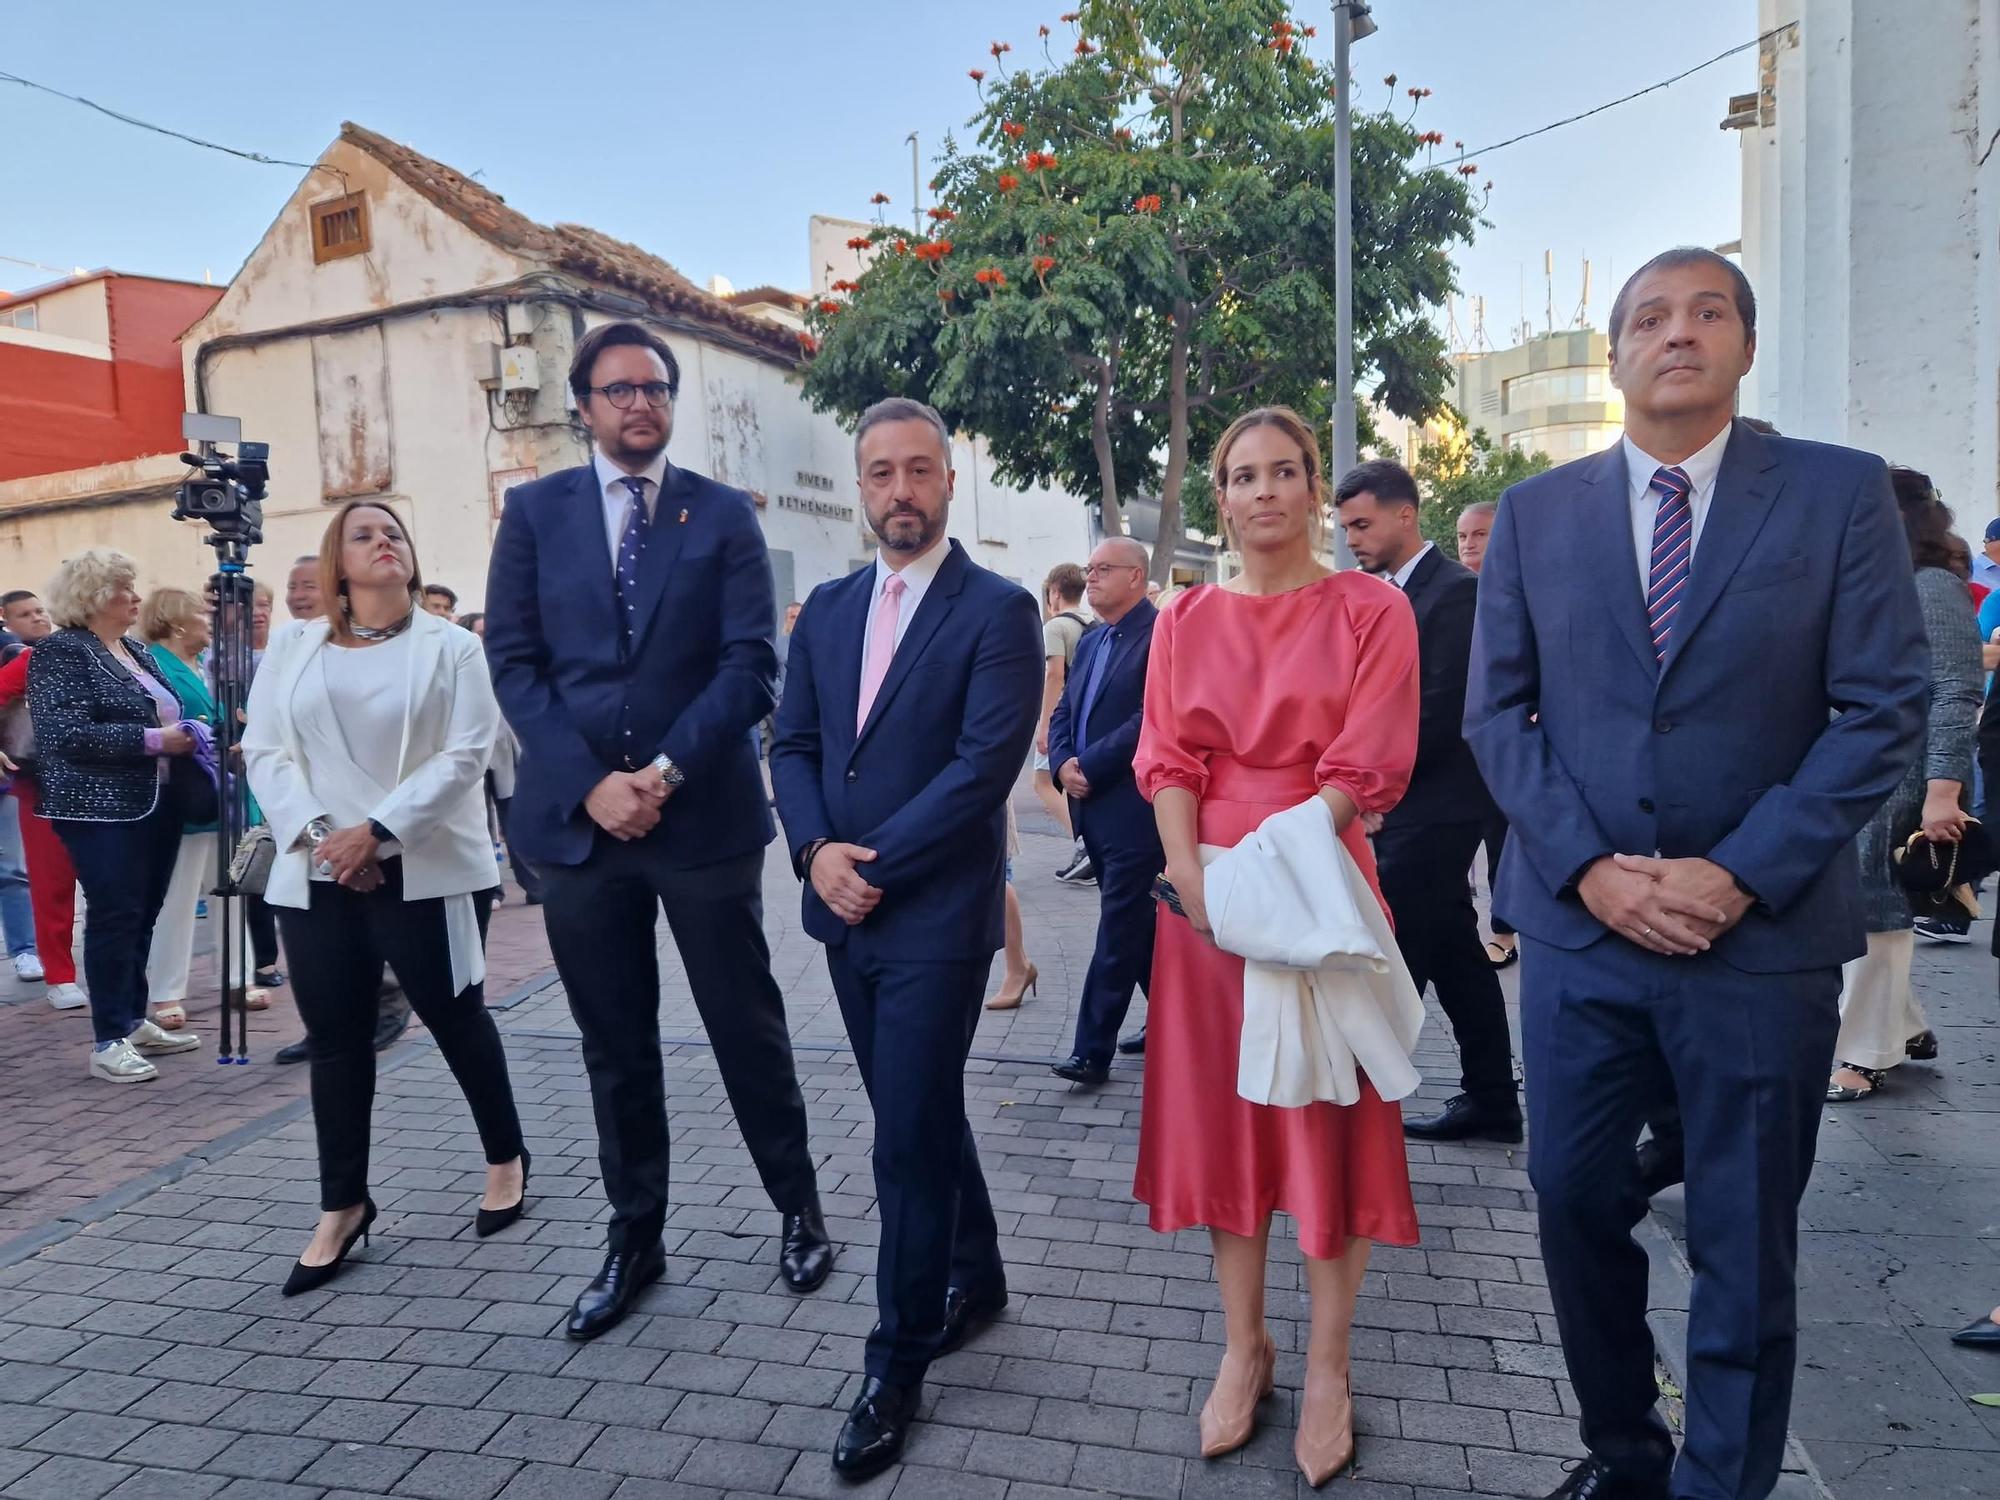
[26,548,205,1082]
[1826,470,1983,1101]
[245,500,527,1296]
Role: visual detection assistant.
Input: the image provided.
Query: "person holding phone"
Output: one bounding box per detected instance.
[1133,406,1421,1486]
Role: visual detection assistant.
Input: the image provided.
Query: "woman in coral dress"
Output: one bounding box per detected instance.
[1133,407,1421,1486]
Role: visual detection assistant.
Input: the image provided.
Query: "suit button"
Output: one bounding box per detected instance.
[1639,798,1655,814]
[845,770,858,783]
[1654,719,1672,734]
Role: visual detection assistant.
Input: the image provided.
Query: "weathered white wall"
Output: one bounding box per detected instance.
[1741,0,1994,524]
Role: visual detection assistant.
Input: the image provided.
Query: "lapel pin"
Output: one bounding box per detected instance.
[678,508,688,524]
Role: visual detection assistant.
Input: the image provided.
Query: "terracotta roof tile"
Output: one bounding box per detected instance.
[337,122,800,366]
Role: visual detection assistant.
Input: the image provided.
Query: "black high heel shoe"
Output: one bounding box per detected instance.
[283,1198,377,1297]
[475,1150,531,1238]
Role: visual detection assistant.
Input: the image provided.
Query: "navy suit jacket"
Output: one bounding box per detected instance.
[1383,548,1496,831]
[1465,420,1927,974]
[1045,599,1161,851]
[484,461,777,869]
[770,540,1042,958]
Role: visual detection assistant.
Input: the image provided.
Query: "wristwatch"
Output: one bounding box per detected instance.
[648,753,686,789]
[303,817,333,850]
[367,819,395,845]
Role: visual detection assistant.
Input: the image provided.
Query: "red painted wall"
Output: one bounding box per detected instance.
[0,277,223,483]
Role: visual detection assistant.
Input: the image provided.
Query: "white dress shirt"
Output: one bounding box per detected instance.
[1389,540,1435,591]
[592,449,670,572]
[861,540,949,666]
[1623,422,1732,595]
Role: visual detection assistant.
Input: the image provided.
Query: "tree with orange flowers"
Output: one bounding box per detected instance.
[802,0,1479,576]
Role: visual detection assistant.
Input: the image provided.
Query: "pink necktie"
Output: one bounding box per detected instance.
[856,574,906,731]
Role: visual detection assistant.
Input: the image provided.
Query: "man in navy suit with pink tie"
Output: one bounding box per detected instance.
[771,397,1041,1482]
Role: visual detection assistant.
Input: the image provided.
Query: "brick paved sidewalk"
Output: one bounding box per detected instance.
[0,808,1815,1499]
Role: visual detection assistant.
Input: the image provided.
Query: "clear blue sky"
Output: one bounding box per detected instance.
[3,0,1755,344]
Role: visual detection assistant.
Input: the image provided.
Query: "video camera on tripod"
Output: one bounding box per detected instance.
[172,413,270,1065]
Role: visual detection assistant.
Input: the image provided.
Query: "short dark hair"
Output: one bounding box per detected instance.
[1891,467,1956,574]
[1332,459,1421,509]
[1609,247,1757,350]
[1044,563,1086,604]
[853,396,952,469]
[569,321,681,402]
[423,583,458,607]
[0,590,37,611]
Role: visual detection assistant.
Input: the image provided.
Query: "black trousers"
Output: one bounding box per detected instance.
[280,861,522,1211]
[1481,806,1514,938]
[486,772,543,902]
[828,944,1004,1386]
[541,839,817,1253]
[1374,817,1517,1106]
[55,804,183,1045]
[1521,937,1837,1499]
[246,894,280,971]
[1067,825,1160,1068]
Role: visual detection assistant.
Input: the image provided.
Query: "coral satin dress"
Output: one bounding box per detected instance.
[1132,574,1422,1259]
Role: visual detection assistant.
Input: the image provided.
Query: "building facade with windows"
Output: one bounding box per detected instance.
[0,125,1106,613]
[1451,329,1624,466]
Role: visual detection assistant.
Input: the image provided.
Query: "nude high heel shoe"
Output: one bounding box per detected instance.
[1293,1365,1356,1487]
[1198,1333,1276,1458]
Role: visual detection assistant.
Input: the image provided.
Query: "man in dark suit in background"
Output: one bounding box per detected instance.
[1048,536,1162,1087]
[771,397,1041,1482]
[486,321,831,1344]
[1467,248,1926,1500]
[1335,460,1520,1143]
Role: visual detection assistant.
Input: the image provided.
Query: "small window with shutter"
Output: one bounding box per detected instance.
[310,193,370,264]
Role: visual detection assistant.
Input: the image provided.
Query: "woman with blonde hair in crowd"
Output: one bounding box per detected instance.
[27,548,207,1082]
[1133,406,1421,1485]
[245,500,527,1295]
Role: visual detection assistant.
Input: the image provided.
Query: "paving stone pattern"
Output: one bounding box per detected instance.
[0,802,1938,1497]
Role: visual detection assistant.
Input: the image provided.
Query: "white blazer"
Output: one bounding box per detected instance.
[244,610,501,911]
[1200,796,1426,1109]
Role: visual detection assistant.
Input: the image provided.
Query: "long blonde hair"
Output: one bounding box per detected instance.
[1208,406,1328,554]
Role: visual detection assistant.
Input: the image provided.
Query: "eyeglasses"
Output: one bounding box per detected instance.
[588,381,675,410]
[1082,563,1145,578]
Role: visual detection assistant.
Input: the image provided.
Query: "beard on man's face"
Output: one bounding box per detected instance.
[869,501,942,554]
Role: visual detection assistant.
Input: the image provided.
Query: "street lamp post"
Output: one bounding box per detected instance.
[1330,0,1375,566]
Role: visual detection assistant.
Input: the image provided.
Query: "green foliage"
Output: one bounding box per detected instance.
[801,0,1480,581]
[1407,424,1551,553]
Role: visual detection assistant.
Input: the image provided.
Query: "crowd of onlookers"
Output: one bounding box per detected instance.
[1,543,523,1084]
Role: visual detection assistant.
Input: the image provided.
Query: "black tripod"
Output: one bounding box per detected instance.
[206,538,258,1065]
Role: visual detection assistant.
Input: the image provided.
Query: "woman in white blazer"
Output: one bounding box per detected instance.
[245,500,528,1297]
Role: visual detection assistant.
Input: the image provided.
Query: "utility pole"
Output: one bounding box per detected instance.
[907,133,921,236]
[1330,1,1376,567]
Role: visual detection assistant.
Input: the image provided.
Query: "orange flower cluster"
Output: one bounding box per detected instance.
[990,40,1010,56]
[1075,38,1095,55]
[1456,163,1479,176]
[939,289,955,301]
[870,192,891,205]
[797,332,819,355]
[928,206,957,222]
[816,300,841,315]
[997,172,1021,192]
[1303,25,1317,36]
[1133,194,1162,214]
[893,239,909,254]
[1418,131,1445,146]
[974,267,1008,286]
[829,279,859,293]
[1038,24,1050,37]
[845,236,871,250]
[1001,121,1026,140]
[1060,10,1079,20]
[1033,255,1056,274]
[1406,86,1432,99]
[1114,127,1134,142]
[969,69,986,82]
[1023,150,1058,172]
[913,240,954,261]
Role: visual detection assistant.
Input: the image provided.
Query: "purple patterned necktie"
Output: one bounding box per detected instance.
[615,474,650,651]
[1645,465,1693,663]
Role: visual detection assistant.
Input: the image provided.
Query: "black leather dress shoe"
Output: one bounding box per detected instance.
[1403,1092,1524,1144]
[565,1243,665,1341]
[780,1205,835,1292]
[273,1038,310,1066]
[1635,1137,1684,1197]
[1051,1055,1109,1086]
[1544,1455,1669,1499]
[832,1376,921,1481]
[1117,1027,1147,1056]
[1951,1312,2000,1346]
[937,1284,1008,1358]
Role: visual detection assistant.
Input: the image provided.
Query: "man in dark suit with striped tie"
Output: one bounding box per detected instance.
[1466,248,1926,1500]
